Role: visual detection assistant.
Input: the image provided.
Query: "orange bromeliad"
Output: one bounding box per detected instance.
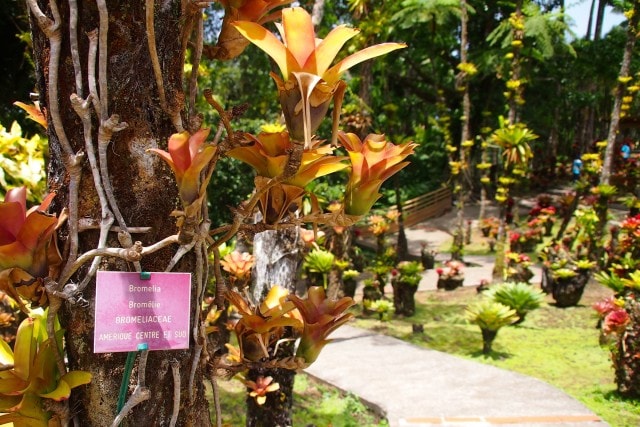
[338,132,416,216]
[148,128,217,209]
[233,7,406,147]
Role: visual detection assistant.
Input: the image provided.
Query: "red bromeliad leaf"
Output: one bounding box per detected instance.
[0,188,61,311]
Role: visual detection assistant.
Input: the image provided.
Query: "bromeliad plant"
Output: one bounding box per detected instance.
[0,187,62,312]
[17,3,412,424]
[391,260,423,316]
[212,0,294,61]
[593,213,640,397]
[148,128,217,240]
[0,310,91,426]
[339,133,416,217]
[436,260,465,291]
[539,242,596,307]
[222,285,354,369]
[227,127,348,224]
[366,208,400,254]
[504,251,534,283]
[0,121,48,202]
[220,250,256,289]
[232,6,406,147]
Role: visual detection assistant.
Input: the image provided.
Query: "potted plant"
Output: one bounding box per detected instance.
[528,194,557,236]
[508,229,539,253]
[504,251,534,283]
[479,216,499,238]
[362,278,383,314]
[436,260,465,291]
[538,206,557,236]
[366,246,397,295]
[420,243,436,270]
[465,299,518,354]
[342,269,360,298]
[367,209,399,255]
[391,260,423,316]
[539,244,595,307]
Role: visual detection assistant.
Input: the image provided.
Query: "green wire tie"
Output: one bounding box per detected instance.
[116,271,151,413]
[116,343,148,413]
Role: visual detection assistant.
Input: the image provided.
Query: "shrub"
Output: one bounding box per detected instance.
[485,282,544,324]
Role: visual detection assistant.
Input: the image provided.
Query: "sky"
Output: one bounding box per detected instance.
[565,0,626,39]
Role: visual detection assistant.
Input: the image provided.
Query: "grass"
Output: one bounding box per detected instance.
[210,372,387,426]
[352,283,640,427]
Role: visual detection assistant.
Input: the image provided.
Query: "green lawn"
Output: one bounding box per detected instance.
[353,282,640,427]
[211,372,387,426]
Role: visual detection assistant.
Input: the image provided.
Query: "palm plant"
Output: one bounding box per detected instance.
[485,282,544,324]
[465,299,518,354]
[491,118,537,171]
[368,299,393,322]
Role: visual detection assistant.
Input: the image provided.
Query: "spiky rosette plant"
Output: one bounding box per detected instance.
[465,299,518,354]
[484,282,544,324]
[303,248,335,289]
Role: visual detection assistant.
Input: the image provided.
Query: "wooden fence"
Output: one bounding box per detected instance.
[356,187,452,236]
[396,186,452,228]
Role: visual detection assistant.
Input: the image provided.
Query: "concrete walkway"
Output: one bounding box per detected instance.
[306,325,604,427]
[305,201,607,426]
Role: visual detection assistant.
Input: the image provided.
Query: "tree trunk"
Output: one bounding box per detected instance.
[30,2,211,425]
[248,229,302,426]
[586,0,596,40]
[481,328,497,354]
[615,300,640,398]
[311,0,326,27]
[508,0,524,125]
[601,6,639,185]
[395,180,408,261]
[326,227,349,300]
[452,0,471,262]
[594,0,607,41]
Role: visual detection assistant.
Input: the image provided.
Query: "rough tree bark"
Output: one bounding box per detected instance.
[248,229,302,426]
[29,1,211,425]
[601,5,639,185]
[452,0,471,262]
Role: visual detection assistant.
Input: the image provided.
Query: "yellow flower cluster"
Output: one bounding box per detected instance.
[508,12,525,30]
[457,62,478,76]
[0,122,47,202]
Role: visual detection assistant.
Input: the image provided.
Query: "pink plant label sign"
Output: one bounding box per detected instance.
[94,271,191,353]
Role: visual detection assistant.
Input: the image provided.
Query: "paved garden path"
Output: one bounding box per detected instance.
[306,199,608,426]
[305,325,605,427]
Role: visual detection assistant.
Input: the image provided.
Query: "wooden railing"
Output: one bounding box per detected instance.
[356,187,452,235]
[397,186,453,229]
